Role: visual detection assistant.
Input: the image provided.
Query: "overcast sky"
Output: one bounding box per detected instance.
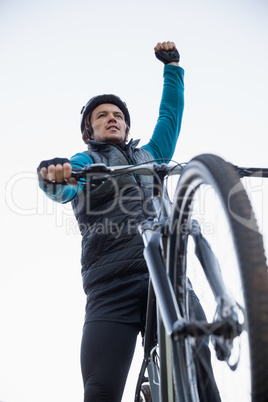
[1,0,268,401]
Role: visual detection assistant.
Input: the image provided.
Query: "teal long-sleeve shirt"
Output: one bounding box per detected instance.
[39,64,184,204]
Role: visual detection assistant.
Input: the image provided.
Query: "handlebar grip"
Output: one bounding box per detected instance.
[71,163,111,180]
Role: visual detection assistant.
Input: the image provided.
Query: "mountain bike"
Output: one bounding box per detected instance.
[71,153,268,402]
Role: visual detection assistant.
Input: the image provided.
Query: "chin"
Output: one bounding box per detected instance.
[108,136,125,145]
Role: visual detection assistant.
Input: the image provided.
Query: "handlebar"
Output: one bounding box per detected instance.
[71,162,184,181]
[70,162,268,182]
[236,167,268,178]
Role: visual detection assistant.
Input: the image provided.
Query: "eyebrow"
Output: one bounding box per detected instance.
[95,109,124,117]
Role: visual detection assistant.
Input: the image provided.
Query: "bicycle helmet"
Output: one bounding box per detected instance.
[80,94,131,133]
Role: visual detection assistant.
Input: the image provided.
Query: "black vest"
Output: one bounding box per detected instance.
[71,139,154,295]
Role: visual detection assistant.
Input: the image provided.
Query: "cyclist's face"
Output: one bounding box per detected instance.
[90,104,128,144]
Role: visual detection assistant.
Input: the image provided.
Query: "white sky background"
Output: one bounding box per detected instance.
[1,0,268,400]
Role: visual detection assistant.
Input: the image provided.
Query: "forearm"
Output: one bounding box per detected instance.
[38,181,81,204]
[142,64,184,161]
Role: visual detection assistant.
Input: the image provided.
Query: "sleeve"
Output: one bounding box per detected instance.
[38,152,93,204]
[142,64,184,162]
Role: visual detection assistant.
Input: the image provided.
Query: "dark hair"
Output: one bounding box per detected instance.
[82,111,130,144]
[82,111,93,143]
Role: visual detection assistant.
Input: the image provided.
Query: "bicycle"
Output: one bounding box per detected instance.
[71,153,268,402]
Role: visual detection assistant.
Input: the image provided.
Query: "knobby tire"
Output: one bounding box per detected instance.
[167,154,268,402]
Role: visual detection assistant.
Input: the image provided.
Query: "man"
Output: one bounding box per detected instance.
[38,41,218,401]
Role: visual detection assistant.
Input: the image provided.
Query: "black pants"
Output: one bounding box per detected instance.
[81,293,221,402]
[81,321,139,402]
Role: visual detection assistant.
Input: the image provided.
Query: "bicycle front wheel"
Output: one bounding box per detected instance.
[167,154,268,402]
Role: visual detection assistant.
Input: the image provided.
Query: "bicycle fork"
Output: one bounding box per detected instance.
[137,217,244,401]
[189,220,244,367]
